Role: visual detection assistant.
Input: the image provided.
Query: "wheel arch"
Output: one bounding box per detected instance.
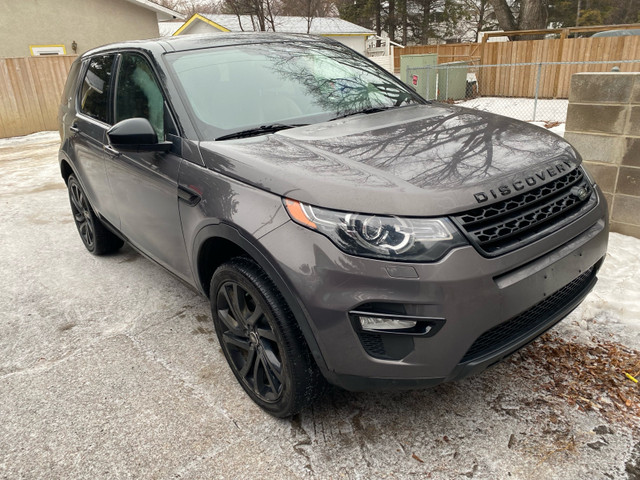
[193,223,330,377]
[59,152,75,185]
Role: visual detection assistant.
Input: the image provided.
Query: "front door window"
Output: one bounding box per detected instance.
[115,53,165,140]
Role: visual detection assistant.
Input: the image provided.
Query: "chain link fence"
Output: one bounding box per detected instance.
[404,59,640,126]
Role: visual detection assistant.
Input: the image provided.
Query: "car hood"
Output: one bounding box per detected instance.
[198,104,580,216]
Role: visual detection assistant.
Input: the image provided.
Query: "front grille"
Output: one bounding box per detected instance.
[453,168,596,256]
[461,266,595,363]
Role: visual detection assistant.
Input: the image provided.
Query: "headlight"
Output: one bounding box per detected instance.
[581,165,596,186]
[283,199,467,262]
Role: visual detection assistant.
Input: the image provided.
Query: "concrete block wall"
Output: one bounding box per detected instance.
[565,72,640,238]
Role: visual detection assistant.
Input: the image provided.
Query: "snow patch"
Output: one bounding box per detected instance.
[558,233,640,350]
[0,131,59,147]
[457,96,568,122]
[582,232,640,328]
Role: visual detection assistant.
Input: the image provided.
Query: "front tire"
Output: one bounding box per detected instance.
[67,175,123,255]
[210,257,324,417]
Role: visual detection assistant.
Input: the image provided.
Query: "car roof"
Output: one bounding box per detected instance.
[592,29,640,37]
[81,32,335,58]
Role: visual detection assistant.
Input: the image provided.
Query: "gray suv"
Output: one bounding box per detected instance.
[58,33,608,417]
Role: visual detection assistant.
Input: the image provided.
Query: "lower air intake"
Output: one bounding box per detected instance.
[461,266,596,363]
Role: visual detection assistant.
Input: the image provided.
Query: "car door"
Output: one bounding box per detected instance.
[70,54,120,226]
[105,51,192,281]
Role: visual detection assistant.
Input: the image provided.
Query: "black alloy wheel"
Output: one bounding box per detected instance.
[217,279,284,402]
[67,175,123,255]
[210,257,324,417]
[69,177,96,250]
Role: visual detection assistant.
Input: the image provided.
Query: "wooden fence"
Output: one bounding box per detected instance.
[2,36,640,138]
[0,55,77,139]
[395,42,481,69]
[395,35,640,98]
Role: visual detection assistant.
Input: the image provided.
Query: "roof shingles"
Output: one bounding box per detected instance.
[192,14,373,35]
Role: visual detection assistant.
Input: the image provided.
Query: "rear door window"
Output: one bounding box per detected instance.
[79,54,115,124]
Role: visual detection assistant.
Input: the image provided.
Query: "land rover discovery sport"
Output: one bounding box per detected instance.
[58,34,609,417]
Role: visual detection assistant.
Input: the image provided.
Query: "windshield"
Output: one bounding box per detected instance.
[166,40,424,140]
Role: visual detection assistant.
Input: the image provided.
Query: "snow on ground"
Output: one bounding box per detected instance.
[0,131,638,479]
[0,130,59,147]
[558,233,640,351]
[583,233,640,330]
[458,96,569,123]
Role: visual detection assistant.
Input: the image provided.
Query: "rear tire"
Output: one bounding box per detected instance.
[210,257,325,417]
[67,175,123,255]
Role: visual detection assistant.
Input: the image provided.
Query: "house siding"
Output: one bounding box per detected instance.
[0,0,160,58]
[187,21,226,35]
[325,35,366,54]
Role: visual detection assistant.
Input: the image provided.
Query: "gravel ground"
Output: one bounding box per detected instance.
[0,132,638,479]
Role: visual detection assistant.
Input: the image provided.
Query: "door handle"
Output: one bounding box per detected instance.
[104,145,120,156]
[69,124,80,133]
[178,185,201,207]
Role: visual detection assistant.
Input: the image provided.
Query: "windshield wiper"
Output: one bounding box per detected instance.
[216,123,308,141]
[329,105,399,121]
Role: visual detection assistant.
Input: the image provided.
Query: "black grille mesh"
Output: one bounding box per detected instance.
[458,169,582,225]
[461,266,595,363]
[454,168,594,256]
[359,332,386,357]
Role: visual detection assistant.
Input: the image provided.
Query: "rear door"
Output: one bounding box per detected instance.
[70,54,120,226]
[105,51,192,281]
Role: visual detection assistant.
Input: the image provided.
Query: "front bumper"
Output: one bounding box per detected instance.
[259,186,609,391]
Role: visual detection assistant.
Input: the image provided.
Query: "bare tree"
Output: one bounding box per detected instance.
[154,0,221,17]
[488,0,517,31]
[398,0,408,44]
[303,0,316,34]
[224,0,248,30]
[487,0,549,39]
[518,0,549,30]
[419,0,435,44]
[460,0,496,42]
[264,0,278,30]
[219,0,279,31]
[387,0,397,41]
[277,0,337,32]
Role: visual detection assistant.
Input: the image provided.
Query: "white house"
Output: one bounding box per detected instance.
[0,0,184,57]
[167,14,374,54]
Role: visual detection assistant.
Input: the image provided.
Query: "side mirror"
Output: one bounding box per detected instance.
[107,118,172,153]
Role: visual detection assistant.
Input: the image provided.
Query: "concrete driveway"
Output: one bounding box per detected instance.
[1,133,638,479]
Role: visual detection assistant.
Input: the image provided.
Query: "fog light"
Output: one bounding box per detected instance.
[359,316,418,332]
[350,310,444,336]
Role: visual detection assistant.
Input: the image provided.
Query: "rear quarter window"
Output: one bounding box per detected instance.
[61,59,81,108]
[79,55,115,124]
